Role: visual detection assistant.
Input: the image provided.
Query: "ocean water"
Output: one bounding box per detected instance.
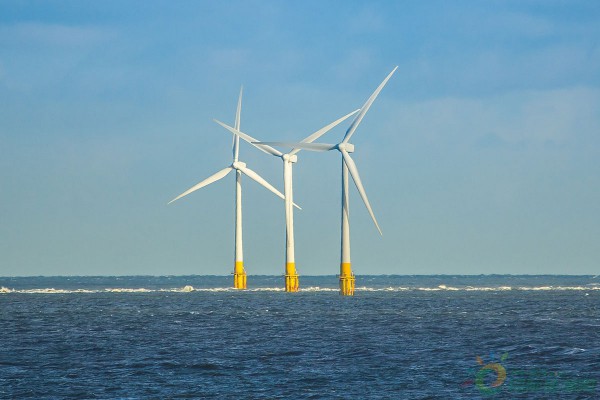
[1,275,599,399]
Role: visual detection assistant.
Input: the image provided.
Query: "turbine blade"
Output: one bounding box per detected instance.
[231,126,236,153]
[232,86,243,160]
[256,142,336,152]
[340,150,382,235]
[238,165,286,201]
[235,86,243,131]
[168,167,233,204]
[289,109,360,156]
[239,165,303,209]
[283,163,301,212]
[342,66,398,144]
[214,119,283,157]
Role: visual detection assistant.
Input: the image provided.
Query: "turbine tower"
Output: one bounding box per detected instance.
[213,109,359,292]
[169,87,290,289]
[258,67,397,295]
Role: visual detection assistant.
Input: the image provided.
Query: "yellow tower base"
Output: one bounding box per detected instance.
[285,262,299,292]
[339,262,355,296]
[233,261,247,289]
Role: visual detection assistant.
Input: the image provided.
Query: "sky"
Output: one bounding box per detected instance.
[1,1,599,276]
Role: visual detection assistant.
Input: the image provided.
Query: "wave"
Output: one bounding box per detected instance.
[1,285,599,294]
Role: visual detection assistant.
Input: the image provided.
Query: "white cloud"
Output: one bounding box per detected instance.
[382,86,600,147]
[0,22,116,47]
[208,48,250,70]
[330,48,376,83]
[487,11,556,39]
[347,6,385,35]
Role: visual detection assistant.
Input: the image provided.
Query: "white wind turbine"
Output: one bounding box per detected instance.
[213,109,359,292]
[169,87,292,289]
[257,67,397,295]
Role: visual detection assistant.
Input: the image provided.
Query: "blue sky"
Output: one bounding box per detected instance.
[1,1,599,276]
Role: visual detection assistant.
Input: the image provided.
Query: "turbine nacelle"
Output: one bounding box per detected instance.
[282,154,298,163]
[232,161,247,170]
[336,143,355,153]
[213,108,360,162]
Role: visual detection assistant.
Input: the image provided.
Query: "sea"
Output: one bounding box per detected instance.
[1,275,599,399]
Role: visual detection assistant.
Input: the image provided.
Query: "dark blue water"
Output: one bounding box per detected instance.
[1,275,599,399]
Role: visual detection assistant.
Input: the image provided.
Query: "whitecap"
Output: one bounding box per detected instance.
[22,288,73,294]
[1,284,598,294]
[518,286,598,291]
[104,288,152,293]
[300,287,338,292]
[564,348,586,354]
[183,287,233,292]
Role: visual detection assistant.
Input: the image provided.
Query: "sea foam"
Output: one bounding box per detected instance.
[0,285,598,294]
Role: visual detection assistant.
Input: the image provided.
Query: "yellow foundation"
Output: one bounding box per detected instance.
[339,262,355,296]
[233,261,247,289]
[285,262,299,292]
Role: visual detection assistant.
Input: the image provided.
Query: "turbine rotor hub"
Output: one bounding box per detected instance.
[232,161,246,170]
[337,143,355,153]
[282,154,298,163]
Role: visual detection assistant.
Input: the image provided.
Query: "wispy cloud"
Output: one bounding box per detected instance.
[208,48,250,70]
[0,22,120,93]
[482,11,556,39]
[347,6,386,35]
[330,48,376,84]
[0,22,116,47]
[383,87,600,147]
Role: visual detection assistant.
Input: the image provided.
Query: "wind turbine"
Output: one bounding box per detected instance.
[169,87,291,289]
[213,109,359,292]
[257,67,397,295]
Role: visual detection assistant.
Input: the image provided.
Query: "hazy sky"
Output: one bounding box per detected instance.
[1,1,599,276]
